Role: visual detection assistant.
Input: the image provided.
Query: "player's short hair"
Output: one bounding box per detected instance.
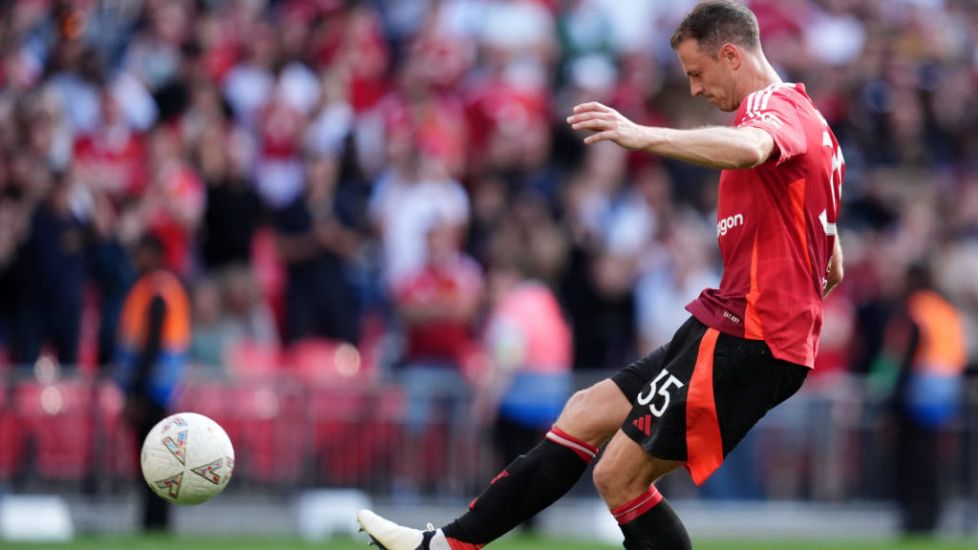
[670,1,760,54]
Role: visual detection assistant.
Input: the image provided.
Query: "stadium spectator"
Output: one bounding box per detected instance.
[251,59,318,209]
[369,141,470,290]
[188,275,226,371]
[189,266,278,373]
[220,266,279,352]
[392,215,484,494]
[635,212,720,353]
[482,246,573,532]
[139,126,205,278]
[71,89,148,200]
[7,168,89,367]
[394,215,483,428]
[89,181,137,367]
[275,153,361,344]
[561,142,639,369]
[122,0,189,96]
[197,122,262,271]
[0,158,31,356]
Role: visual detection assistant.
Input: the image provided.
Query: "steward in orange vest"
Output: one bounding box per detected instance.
[872,265,967,427]
[870,263,967,534]
[114,235,191,410]
[114,235,192,532]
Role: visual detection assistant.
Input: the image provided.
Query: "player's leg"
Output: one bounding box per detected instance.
[431,345,674,548]
[593,431,689,550]
[358,379,631,550]
[589,319,716,550]
[490,415,549,533]
[438,379,630,547]
[597,322,811,549]
[358,340,675,550]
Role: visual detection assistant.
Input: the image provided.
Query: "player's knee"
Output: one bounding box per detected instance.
[555,381,629,447]
[561,388,592,419]
[592,455,624,500]
[557,380,631,446]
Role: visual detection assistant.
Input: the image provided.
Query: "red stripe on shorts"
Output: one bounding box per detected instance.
[685,328,724,485]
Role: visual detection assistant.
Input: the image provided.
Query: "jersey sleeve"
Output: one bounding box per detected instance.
[737,89,806,166]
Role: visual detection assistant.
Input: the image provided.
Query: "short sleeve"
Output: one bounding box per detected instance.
[737,88,806,165]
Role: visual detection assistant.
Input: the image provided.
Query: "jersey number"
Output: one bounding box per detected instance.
[636,370,685,417]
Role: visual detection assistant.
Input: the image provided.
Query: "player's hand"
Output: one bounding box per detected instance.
[567,102,647,150]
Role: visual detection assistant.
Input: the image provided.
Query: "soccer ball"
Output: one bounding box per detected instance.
[140,412,235,505]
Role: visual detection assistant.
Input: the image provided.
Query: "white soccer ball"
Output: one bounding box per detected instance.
[140,412,235,505]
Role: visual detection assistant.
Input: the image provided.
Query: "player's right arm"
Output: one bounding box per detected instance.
[566,102,775,169]
[824,237,844,298]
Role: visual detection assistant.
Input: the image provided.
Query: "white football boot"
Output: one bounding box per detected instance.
[357,509,440,550]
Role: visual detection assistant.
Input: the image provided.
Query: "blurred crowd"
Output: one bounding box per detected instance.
[1,0,978,386]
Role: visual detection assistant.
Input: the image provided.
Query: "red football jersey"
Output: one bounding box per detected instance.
[686,83,843,368]
[395,254,484,364]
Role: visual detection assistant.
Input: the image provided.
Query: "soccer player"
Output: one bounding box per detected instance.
[358,1,845,548]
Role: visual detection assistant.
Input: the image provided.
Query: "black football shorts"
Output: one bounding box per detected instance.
[611,317,808,485]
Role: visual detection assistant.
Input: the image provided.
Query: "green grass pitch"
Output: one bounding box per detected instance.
[1,535,975,549]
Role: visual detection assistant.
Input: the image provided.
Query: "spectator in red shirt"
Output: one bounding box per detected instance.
[133,127,204,278]
[72,90,147,200]
[391,214,481,478]
[394,215,484,428]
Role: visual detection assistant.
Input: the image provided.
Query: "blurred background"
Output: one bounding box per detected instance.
[0,0,977,546]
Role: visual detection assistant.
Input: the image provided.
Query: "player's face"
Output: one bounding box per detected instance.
[676,39,739,112]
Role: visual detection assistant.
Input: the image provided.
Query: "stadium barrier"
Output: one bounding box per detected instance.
[0,366,976,513]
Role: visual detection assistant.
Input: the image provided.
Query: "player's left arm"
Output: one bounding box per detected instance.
[567,102,775,169]
[823,237,844,298]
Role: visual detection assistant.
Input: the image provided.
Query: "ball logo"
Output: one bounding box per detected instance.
[716,213,744,237]
[155,472,184,499]
[190,458,225,485]
[163,430,188,465]
[163,416,188,432]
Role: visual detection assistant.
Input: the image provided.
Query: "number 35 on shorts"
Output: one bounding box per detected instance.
[636,370,685,417]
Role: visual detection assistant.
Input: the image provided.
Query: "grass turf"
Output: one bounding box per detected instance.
[1,535,976,550]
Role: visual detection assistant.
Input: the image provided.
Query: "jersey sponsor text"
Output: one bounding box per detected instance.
[716,213,744,237]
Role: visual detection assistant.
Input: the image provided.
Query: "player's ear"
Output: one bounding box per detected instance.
[720,43,741,69]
